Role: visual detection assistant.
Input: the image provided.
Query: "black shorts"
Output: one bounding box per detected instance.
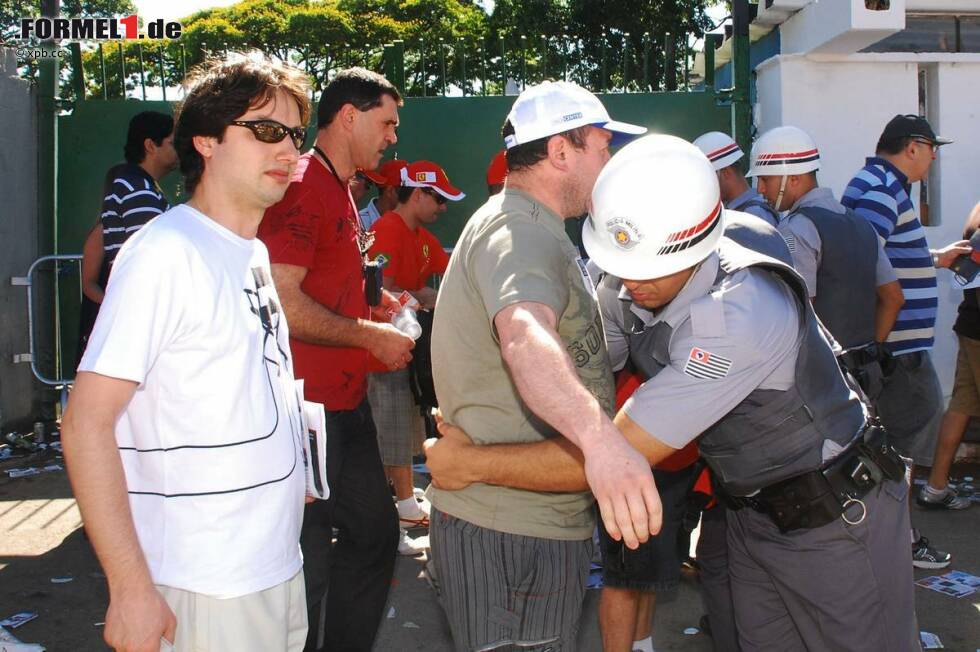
[599,464,699,592]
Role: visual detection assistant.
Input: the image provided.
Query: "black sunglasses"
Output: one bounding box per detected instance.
[230,120,306,150]
[422,188,448,205]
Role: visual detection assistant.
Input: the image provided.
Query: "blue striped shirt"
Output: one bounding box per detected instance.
[100,163,170,268]
[842,157,936,354]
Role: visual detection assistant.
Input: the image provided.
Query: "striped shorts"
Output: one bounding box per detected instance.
[429,508,592,652]
[366,368,424,466]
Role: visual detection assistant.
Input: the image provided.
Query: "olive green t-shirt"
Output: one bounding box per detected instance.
[428,188,615,540]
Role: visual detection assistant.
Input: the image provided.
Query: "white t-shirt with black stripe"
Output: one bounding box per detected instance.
[79,203,305,599]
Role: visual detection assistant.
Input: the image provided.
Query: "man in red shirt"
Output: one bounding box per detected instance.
[360,158,408,229]
[258,67,415,652]
[367,161,463,555]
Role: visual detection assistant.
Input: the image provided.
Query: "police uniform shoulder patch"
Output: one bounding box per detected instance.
[684,347,733,380]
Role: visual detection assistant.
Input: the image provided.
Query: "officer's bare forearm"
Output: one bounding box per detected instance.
[875,280,905,343]
[496,302,617,455]
[447,410,677,492]
[271,263,379,348]
[62,372,154,595]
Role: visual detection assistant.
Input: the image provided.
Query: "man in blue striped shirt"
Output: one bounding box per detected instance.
[100,111,177,269]
[843,114,969,569]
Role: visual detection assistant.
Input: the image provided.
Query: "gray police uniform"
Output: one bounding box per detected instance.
[728,187,779,227]
[778,187,897,397]
[597,238,918,652]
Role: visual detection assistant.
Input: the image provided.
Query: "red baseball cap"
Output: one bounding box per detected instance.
[360,159,408,187]
[400,160,465,201]
[486,150,508,186]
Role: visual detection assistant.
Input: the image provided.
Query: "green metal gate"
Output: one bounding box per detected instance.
[38,16,753,378]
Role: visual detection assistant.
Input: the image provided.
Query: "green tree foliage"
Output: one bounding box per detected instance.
[64,0,709,100]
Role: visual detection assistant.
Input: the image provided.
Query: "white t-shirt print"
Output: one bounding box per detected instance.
[79,204,306,599]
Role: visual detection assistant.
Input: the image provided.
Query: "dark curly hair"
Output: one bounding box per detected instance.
[316,67,402,129]
[174,53,312,195]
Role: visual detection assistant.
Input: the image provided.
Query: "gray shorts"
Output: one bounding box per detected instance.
[429,508,592,652]
[366,369,424,466]
[875,350,943,466]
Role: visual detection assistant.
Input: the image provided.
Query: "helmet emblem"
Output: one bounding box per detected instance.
[606,218,642,251]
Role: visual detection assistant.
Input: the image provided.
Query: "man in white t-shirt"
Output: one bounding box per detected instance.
[62,54,313,652]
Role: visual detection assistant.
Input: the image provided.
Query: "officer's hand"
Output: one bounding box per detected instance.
[367,322,415,370]
[424,422,477,490]
[935,240,972,268]
[104,583,176,652]
[583,431,662,550]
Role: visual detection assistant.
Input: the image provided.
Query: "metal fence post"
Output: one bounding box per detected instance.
[98,43,107,99]
[118,41,126,98]
[732,0,752,155]
[704,33,721,89]
[137,43,147,100]
[158,45,167,101]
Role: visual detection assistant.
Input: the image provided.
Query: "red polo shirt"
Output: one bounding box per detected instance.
[368,211,450,291]
[365,211,449,373]
[258,153,369,411]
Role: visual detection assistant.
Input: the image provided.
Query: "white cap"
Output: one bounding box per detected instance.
[693,131,744,171]
[503,81,647,149]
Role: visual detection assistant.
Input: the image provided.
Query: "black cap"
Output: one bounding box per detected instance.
[879,114,952,147]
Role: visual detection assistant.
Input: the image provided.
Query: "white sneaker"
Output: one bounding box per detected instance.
[398,529,429,556]
[398,498,430,528]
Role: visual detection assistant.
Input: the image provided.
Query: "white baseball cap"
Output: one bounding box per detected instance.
[503,81,647,150]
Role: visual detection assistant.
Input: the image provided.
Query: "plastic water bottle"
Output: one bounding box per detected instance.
[391,305,422,340]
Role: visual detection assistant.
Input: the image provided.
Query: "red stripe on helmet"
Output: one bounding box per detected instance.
[666,200,722,243]
[756,148,819,161]
[707,143,739,161]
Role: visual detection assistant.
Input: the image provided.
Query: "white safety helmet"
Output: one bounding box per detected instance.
[746,126,821,178]
[693,131,744,171]
[582,134,725,280]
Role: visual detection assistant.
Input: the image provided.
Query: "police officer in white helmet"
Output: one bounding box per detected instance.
[748,126,905,398]
[425,135,919,651]
[694,130,779,227]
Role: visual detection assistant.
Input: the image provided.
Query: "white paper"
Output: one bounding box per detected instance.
[0,625,45,651]
[299,385,329,501]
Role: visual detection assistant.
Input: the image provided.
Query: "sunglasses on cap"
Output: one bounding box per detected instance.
[230,120,306,150]
[422,188,448,205]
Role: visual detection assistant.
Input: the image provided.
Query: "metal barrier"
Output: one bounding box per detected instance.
[11,254,83,389]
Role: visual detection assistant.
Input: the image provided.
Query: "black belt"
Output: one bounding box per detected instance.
[728,422,906,533]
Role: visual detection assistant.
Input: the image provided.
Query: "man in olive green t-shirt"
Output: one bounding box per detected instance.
[426,81,655,651]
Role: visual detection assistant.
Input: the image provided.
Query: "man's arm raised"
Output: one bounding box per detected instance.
[62,372,176,652]
[490,301,662,548]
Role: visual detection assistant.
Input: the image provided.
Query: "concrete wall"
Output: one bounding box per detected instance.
[0,48,41,429]
[755,53,980,396]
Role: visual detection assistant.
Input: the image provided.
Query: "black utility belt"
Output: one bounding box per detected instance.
[729,424,906,533]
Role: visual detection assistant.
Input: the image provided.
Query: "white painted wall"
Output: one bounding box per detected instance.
[754,54,980,396]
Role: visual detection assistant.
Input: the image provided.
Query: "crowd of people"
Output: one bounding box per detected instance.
[59,51,976,652]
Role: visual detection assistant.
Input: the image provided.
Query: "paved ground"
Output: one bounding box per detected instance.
[2,453,979,651]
